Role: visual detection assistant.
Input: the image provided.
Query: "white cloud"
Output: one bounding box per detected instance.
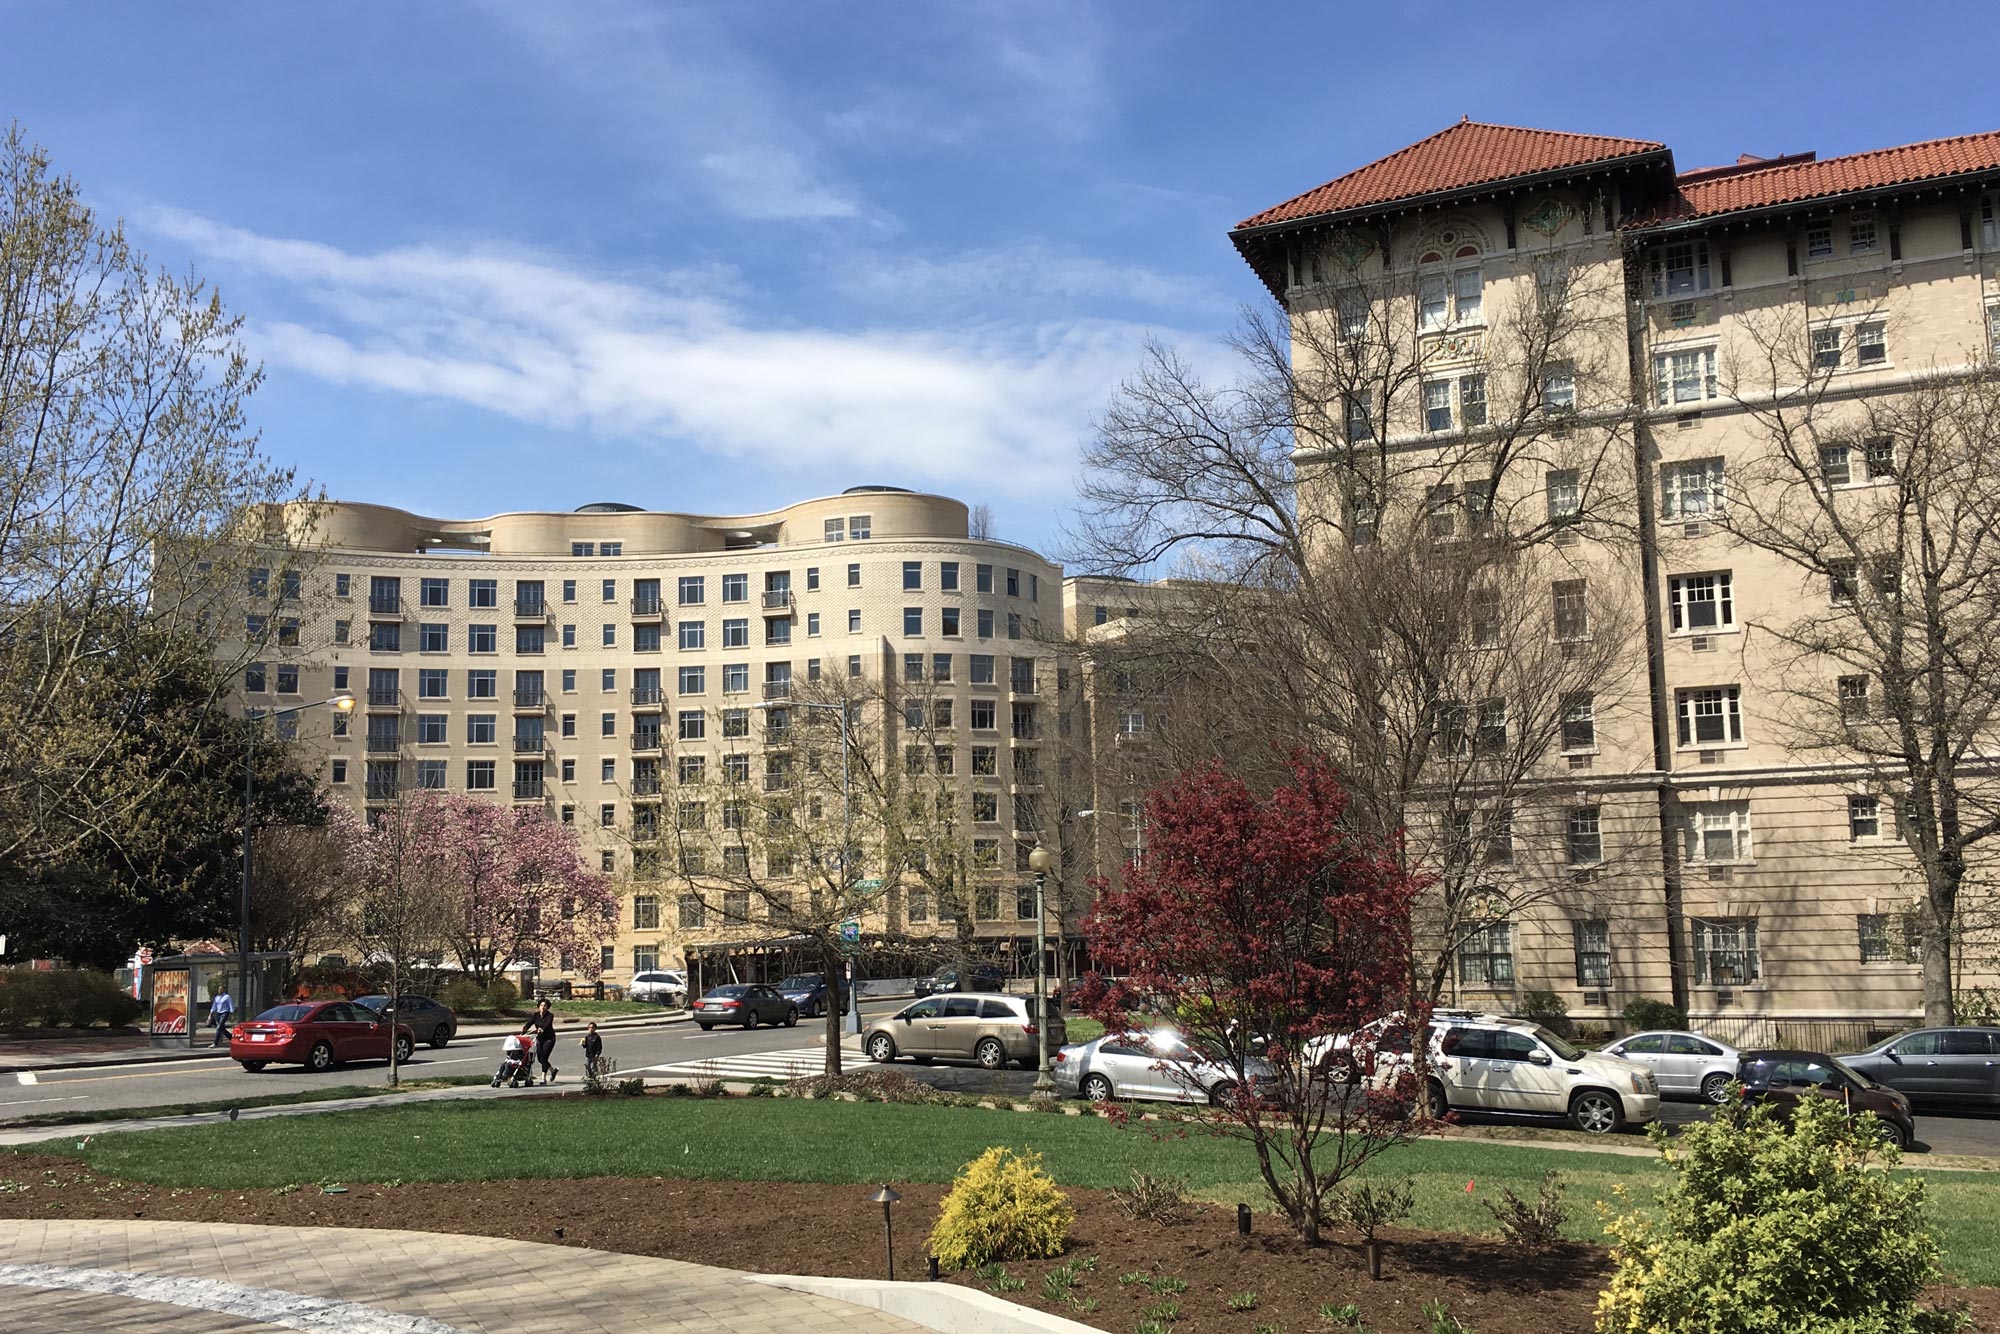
[151,210,1204,499]
[831,241,1230,318]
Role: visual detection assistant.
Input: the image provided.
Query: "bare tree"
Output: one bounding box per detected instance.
[1718,303,2000,1024]
[351,793,456,1087]
[968,504,996,541]
[249,805,363,963]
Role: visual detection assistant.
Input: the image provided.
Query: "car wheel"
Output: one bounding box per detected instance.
[1869,1113,1912,1151]
[430,1024,451,1049]
[975,1038,1007,1070]
[239,1060,267,1073]
[393,1035,415,1064]
[1324,1053,1359,1085]
[1571,1089,1622,1134]
[1208,1081,1239,1107]
[306,1042,334,1073]
[1081,1073,1114,1102]
[743,1011,759,1029]
[867,1033,896,1063]
[1700,1072,1732,1105]
[784,1007,799,1028]
[1426,1080,1450,1119]
[696,1023,713,1032]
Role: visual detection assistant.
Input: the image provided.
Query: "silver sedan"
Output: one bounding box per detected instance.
[1600,1030,1740,1103]
[1050,1029,1269,1105]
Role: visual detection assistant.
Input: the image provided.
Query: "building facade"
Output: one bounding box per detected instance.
[232,487,1078,988]
[1231,121,2000,1034]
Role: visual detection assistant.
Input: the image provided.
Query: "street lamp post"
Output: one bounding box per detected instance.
[754,697,859,1035]
[239,694,354,1020]
[1027,842,1055,1101]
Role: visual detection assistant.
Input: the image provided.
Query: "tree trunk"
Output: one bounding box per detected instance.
[1924,889,1956,1027]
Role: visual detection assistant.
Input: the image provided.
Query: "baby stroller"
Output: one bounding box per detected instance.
[492,1036,535,1088]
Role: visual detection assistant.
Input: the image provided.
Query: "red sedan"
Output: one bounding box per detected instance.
[229,1001,416,1073]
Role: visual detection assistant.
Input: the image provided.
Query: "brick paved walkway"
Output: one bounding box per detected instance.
[0,1219,927,1333]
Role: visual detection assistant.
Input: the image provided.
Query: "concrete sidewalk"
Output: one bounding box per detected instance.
[0,1219,941,1333]
[0,1009,688,1075]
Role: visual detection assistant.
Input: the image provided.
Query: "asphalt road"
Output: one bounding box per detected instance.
[15,1008,2000,1158]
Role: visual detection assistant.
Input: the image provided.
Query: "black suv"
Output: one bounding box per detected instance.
[914,965,1007,996]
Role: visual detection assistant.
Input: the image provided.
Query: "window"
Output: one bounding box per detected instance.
[418,714,447,745]
[1337,288,1368,340]
[1676,685,1743,746]
[1552,579,1589,640]
[601,711,616,737]
[678,710,705,741]
[468,579,497,609]
[1692,918,1760,985]
[334,573,351,598]
[722,662,749,693]
[806,612,820,636]
[969,654,995,685]
[678,665,705,695]
[561,669,576,693]
[846,609,862,634]
[1546,468,1581,526]
[1344,395,1373,444]
[562,624,576,648]
[1849,794,1883,841]
[419,577,449,608]
[467,670,497,699]
[1427,483,1457,540]
[1660,456,1724,517]
[972,792,998,822]
[1654,241,1711,296]
[938,561,959,592]
[1567,806,1602,865]
[466,760,496,791]
[1858,912,1919,964]
[1850,215,1878,254]
[518,625,547,654]
[1574,919,1611,987]
[369,622,401,652]
[977,609,994,637]
[1653,347,1718,405]
[562,579,576,603]
[902,561,922,591]
[678,895,705,929]
[1456,922,1513,986]
[941,606,960,636]
[903,607,922,636]
[633,895,660,930]
[333,619,350,646]
[824,517,845,543]
[1668,572,1734,632]
[1118,710,1146,738]
[244,662,267,692]
[719,573,747,604]
[561,758,575,782]
[848,514,872,539]
[1560,690,1596,752]
[972,839,1000,870]
[678,620,705,650]
[1424,380,1452,433]
[1839,675,1871,723]
[970,699,997,730]
[1474,698,1507,756]
[678,576,705,606]
[1459,373,1487,428]
[764,618,791,646]
[847,562,861,588]
[1829,558,1859,606]
[571,542,595,557]
[601,624,616,647]
[1806,222,1834,259]
[1542,363,1576,412]
[1347,490,1380,544]
[414,759,445,789]
[466,714,496,744]
[721,708,748,738]
[1422,377,1487,433]
[1812,325,1843,370]
[1856,321,1886,366]
[417,668,447,699]
[601,668,616,693]
[418,623,447,653]
[1684,800,1751,863]
[331,759,348,784]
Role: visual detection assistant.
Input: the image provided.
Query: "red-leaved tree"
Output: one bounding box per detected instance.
[1079,753,1431,1244]
[423,796,618,986]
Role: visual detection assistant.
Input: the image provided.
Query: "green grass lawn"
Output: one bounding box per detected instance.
[0,1076,493,1130]
[15,1098,1995,1285]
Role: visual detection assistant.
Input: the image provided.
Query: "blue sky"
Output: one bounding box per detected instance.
[4,1,1996,557]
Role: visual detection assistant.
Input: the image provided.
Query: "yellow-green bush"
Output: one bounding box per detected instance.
[928,1147,1075,1270]
[1597,1095,1965,1333]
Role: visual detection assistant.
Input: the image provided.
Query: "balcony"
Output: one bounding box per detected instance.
[512,688,547,710]
[365,735,402,753]
[762,772,792,792]
[630,685,664,708]
[630,825,660,845]
[365,689,401,710]
[631,731,664,752]
[367,595,404,618]
[762,681,793,701]
[514,597,549,620]
[1010,677,1039,696]
[1011,726,1039,742]
[513,736,546,754]
[365,780,400,802]
[761,590,794,614]
[511,781,544,801]
[630,595,664,619]
[1013,768,1044,787]
[632,776,662,798]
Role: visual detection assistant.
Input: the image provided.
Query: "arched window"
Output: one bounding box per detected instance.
[1418,236,1484,331]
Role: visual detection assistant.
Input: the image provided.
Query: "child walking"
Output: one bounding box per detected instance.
[581,1021,604,1081]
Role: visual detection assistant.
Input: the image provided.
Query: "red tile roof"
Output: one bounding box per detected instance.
[1234,120,1666,231]
[1646,130,2000,224]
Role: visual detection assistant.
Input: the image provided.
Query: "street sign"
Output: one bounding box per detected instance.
[839,919,861,943]
[853,878,883,892]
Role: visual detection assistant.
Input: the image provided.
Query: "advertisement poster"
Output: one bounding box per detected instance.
[150,969,189,1036]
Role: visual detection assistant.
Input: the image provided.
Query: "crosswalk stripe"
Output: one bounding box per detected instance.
[629,1045,832,1081]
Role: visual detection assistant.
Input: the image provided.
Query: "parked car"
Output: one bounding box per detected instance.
[1735,1049,1916,1148]
[1430,1017,1660,1134]
[777,973,843,1019]
[353,994,457,1049]
[629,970,688,1006]
[1307,1008,1492,1086]
[691,983,797,1030]
[229,1001,415,1073]
[1837,1027,2000,1109]
[1600,1030,1740,1104]
[1051,1027,1273,1104]
[913,965,1007,996]
[864,993,1065,1070]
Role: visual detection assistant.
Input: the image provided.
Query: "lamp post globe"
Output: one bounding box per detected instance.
[1028,842,1056,1101]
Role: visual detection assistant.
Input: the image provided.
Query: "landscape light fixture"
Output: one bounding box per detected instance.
[868,1184,902,1280]
[1027,842,1057,1101]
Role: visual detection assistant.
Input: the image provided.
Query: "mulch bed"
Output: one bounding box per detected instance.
[1,1152,1992,1332]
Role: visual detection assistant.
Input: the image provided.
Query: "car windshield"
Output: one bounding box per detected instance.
[255,1005,313,1022]
[354,996,387,1008]
[779,976,819,989]
[707,985,748,997]
[1830,1056,1876,1088]
[1536,1027,1585,1060]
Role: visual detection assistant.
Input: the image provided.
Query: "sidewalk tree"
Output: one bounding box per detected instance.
[428,796,617,988]
[1719,308,2000,1025]
[1078,753,1432,1245]
[351,792,454,1087]
[249,804,363,964]
[0,125,314,946]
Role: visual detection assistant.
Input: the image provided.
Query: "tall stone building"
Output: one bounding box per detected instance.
[231,488,1078,988]
[1230,121,2000,1034]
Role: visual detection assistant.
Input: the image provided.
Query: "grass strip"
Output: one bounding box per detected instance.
[0,1076,492,1130]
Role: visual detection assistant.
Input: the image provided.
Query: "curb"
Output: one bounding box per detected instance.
[748,1272,1099,1334]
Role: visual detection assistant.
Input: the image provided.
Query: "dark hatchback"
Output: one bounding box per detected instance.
[777,973,844,1018]
[1736,1049,1916,1149]
[354,994,457,1048]
[914,965,1007,997]
[691,983,798,1030]
[1837,1027,2000,1109]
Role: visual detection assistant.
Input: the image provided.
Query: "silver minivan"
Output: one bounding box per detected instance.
[864,993,1065,1070]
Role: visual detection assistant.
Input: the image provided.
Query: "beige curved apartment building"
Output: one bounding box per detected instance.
[236,487,1069,987]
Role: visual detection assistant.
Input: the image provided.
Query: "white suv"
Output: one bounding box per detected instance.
[629,970,687,1006]
[1431,1017,1659,1134]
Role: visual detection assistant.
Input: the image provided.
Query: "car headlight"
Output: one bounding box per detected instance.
[1630,1073,1651,1094]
